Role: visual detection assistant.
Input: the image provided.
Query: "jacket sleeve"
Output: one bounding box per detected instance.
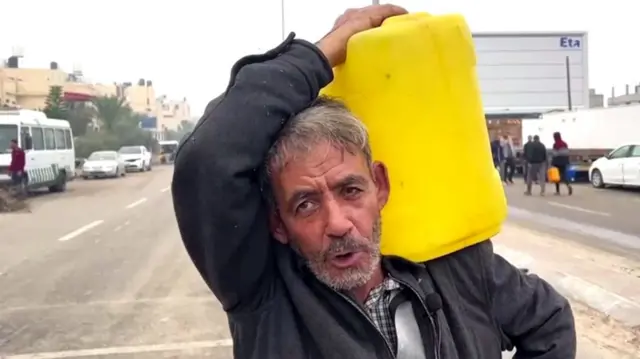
[171,35,334,312]
[487,244,576,358]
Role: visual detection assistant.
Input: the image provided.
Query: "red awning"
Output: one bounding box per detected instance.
[63,92,94,102]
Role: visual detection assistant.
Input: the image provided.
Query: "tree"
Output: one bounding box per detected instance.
[43,86,68,119]
[91,95,134,132]
[66,104,94,137]
[178,119,195,134]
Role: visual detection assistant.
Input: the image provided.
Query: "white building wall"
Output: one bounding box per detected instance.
[473,32,589,114]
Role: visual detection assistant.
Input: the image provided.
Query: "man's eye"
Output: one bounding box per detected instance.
[344,186,362,197]
[296,201,315,213]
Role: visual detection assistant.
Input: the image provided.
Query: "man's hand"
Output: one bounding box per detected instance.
[317,4,408,67]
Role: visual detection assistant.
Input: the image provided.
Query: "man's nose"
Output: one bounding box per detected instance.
[324,198,352,238]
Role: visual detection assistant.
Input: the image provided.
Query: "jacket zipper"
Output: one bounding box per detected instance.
[333,290,396,359]
[389,275,441,359]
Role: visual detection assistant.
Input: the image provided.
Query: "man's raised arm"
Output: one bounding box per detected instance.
[171,35,333,312]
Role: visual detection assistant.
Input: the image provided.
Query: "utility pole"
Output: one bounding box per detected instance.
[281,0,286,40]
[565,56,573,111]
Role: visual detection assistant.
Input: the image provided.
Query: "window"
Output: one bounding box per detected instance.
[54,129,66,149]
[0,124,18,153]
[630,145,640,158]
[31,127,45,150]
[44,128,55,150]
[118,146,142,154]
[20,127,33,150]
[64,129,73,149]
[609,146,630,159]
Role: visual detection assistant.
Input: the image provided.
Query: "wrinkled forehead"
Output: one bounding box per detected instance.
[269,142,371,190]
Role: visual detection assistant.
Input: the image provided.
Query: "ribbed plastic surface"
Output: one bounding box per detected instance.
[321,12,507,262]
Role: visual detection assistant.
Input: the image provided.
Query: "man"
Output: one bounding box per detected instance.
[490,133,504,178]
[172,5,575,359]
[8,139,26,197]
[524,135,548,196]
[501,134,516,184]
[522,135,533,182]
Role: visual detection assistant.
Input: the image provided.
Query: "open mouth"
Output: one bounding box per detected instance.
[330,251,363,269]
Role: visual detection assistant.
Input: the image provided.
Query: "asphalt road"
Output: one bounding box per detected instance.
[504,180,640,260]
[0,167,635,358]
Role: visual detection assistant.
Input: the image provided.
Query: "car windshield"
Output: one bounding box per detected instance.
[0,124,18,153]
[88,152,117,161]
[118,146,142,154]
[161,144,177,153]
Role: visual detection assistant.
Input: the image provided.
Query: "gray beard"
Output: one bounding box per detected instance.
[291,218,382,291]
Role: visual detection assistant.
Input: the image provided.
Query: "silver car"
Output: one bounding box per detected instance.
[82,151,126,179]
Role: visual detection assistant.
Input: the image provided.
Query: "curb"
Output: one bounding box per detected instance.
[494,244,640,329]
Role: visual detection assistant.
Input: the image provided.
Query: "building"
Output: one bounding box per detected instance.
[589,89,604,108]
[156,95,191,132]
[473,31,589,117]
[0,57,190,138]
[607,84,640,107]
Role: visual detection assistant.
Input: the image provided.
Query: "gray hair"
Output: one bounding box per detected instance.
[261,96,372,208]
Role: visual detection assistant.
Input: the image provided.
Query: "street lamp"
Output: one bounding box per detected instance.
[281,0,285,41]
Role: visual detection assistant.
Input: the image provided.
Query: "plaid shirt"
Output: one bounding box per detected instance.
[363,276,403,352]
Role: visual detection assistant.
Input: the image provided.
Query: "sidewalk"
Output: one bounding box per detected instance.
[494,223,640,329]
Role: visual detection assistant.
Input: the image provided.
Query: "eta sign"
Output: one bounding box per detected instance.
[560,37,581,49]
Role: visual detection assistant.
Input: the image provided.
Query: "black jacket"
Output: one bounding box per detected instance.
[172,34,576,359]
[524,141,548,164]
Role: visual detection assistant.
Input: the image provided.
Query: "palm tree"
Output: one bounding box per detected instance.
[91,95,133,132]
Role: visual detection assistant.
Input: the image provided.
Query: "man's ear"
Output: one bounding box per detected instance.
[269,210,289,244]
[371,161,390,210]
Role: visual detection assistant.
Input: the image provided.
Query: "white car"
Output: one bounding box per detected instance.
[589,143,640,188]
[82,151,126,179]
[118,145,152,172]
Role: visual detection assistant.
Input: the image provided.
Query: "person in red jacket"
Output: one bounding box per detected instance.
[8,139,26,196]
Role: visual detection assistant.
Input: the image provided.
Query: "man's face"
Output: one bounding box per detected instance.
[269,141,390,291]
[10,141,17,149]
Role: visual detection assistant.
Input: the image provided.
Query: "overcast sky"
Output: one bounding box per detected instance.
[1,0,637,116]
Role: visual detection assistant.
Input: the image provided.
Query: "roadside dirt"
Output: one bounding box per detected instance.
[572,300,640,358]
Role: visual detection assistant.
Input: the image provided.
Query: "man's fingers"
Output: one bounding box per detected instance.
[362,4,408,26]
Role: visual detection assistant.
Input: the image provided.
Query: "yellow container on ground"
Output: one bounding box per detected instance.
[320,12,507,262]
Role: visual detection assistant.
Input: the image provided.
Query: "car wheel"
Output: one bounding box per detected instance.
[591,169,604,188]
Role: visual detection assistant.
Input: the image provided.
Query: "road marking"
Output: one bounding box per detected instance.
[547,202,611,217]
[125,198,148,209]
[3,339,233,359]
[2,296,217,314]
[57,220,104,242]
[160,186,170,193]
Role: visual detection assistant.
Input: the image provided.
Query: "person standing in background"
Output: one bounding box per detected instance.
[490,134,504,180]
[524,135,547,196]
[501,134,516,184]
[522,135,533,183]
[8,139,26,198]
[551,132,573,196]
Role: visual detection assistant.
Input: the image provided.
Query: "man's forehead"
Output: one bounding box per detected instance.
[277,144,368,179]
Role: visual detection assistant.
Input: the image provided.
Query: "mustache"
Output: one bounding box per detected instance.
[323,235,371,259]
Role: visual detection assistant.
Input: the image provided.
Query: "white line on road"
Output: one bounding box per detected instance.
[57,220,104,242]
[160,186,170,193]
[125,197,148,209]
[547,202,611,217]
[3,339,233,359]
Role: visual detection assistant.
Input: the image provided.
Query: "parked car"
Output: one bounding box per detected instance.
[82,151,126,179]
[118,145,152,172]
[589,143,640,188]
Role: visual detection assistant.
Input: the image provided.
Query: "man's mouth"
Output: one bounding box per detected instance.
[330,251,364,269]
